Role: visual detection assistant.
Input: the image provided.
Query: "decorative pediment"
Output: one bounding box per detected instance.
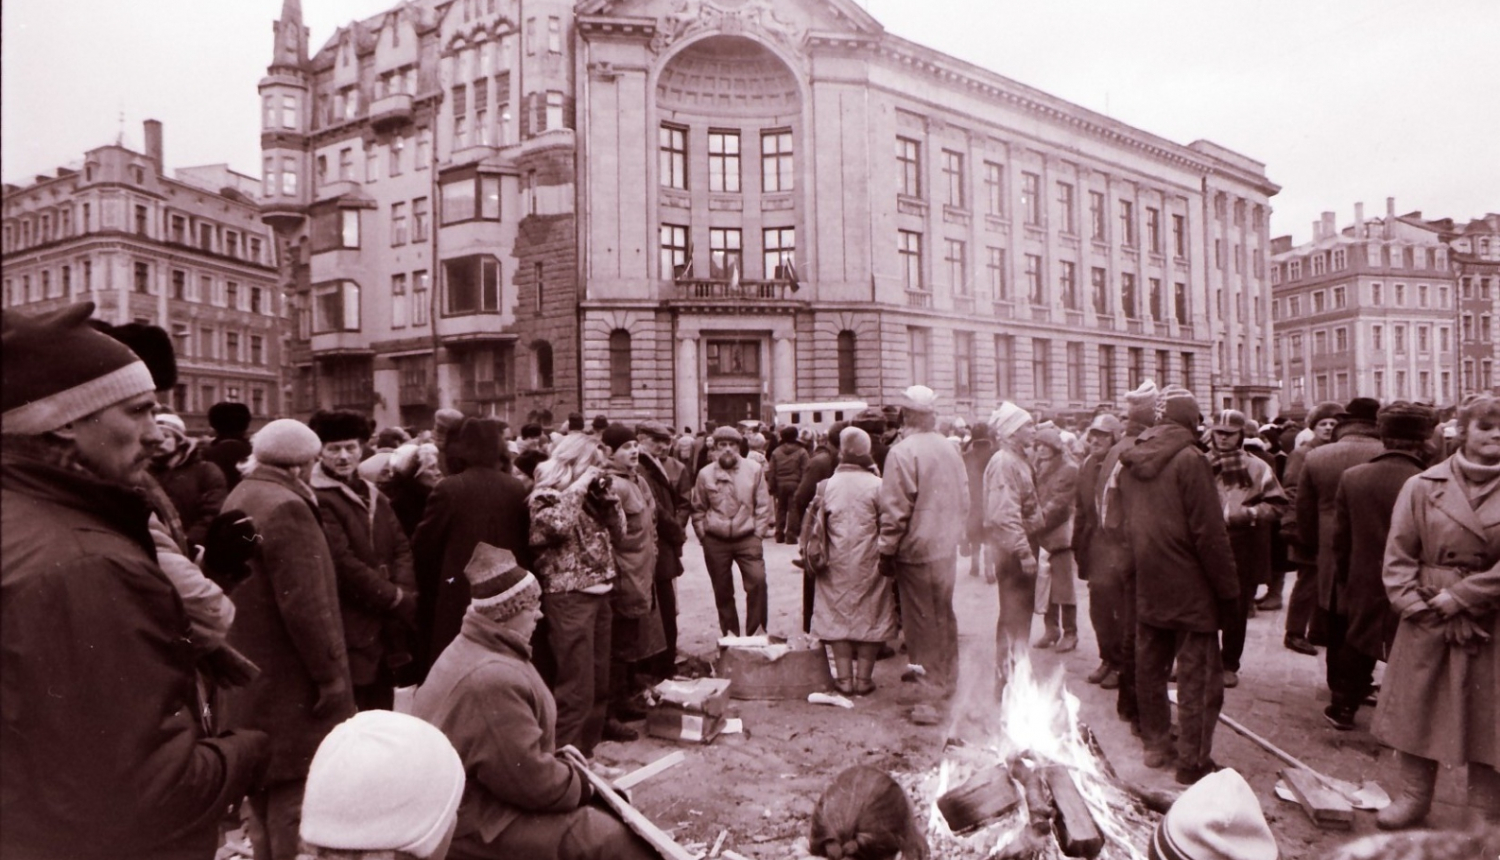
[579,0,881,55]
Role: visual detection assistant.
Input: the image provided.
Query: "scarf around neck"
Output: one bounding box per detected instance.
[1208,444,1253,489]
[1452,451,1500,508]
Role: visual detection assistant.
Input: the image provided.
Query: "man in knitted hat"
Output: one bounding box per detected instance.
[1322,402,1434,732]
[1270,399,1342,645]
[983,401,1041,680]
[1118,385,1238,784]
[224,417,357,859]
[414,543,654,860]
[308,409,418,712]
[300,711,466,860]
[878,385,970,703]
[1,302,269,859]
[691,424,774,636]
[1148,768,1278,860]
[1075,412,1126,688]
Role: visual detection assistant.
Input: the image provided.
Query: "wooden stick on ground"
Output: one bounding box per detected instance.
[616,751,687,792]
[576,763,698,860]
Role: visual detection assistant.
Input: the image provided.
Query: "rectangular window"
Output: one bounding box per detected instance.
[1395,283,1406,306]
[708,130,741,193]
[944,239,969,295]
[1128,346,1145,391]
[391,273,409,328]
[1068,342,1086,401]
[544,91,564,131]
[413,271,430,325]
[225,331,240,363]
[1033,338,1052,400]
[1418,283,1429,307]
[1371,283,1383,305]
[134,262,151,294]
[1025,254,1043,304]
[660,125,687,190]
[709,228,743,279]
[199,330,215,360]
[390,202,408,246]
[1336,327,1349,352]
[412,197,430,242]
[547,16,561,52]
[311,209,361,250]
[339,147,354,180]
[942,150,965,208]
[987,247,1008,300]
[1089,191,1106,241]
[417,127,432,169]
[1373,324,1383,350]
[1148,277,1163,319]
[1021,172,1041,226]
[1099,345,1117,400]
[227,282,240,310]
[172,269,187,300]
[908,327,930,385]
[896,137,921,198]
[764,228,795,281]
[996,334,1014,398]
[1418,325,1430,353]
[899,230,923,291]
[1091,267,1109,316]
[1174,281,1188,323]
[1394,324,1407,353]
[1146,207,1161,253]
[705,340,761,377]
[760,130,793,193]
[1440,326,1451,352]
[1059,261,1078,310]
[313,281,361,332]
[440,174,501,224]
[250,335,265,366]
[954,331,974,399]
[1056,182,1075,233]
[1119,200,1135,246]
[1121,273,1137,319]
[389,136,404,176]
[444,255,501,315]
[983,162,1005,217]
[660,224,689,278]
[1172,213,1186,257]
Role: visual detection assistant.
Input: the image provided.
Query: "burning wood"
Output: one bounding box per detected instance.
[936,764,1020,834]
[1044,766,1104,859]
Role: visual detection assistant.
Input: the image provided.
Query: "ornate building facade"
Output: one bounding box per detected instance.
[264,0,1280,429]
[2,121,285,430]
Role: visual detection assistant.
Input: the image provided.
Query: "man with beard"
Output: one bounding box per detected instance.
[2,302,269,859]
[692,425,774,636]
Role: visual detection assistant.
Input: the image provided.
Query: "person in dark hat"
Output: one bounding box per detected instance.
[1295,397,1384,658]
[2,302,269,860]
[205,400,255,489]
[308,409,418,711]
[1272,399,1342,649]
[769,425,810,543]
[1323,402,1434,732]
[853,407,892,473]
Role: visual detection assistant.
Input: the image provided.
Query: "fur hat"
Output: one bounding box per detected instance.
[374,426,411,450]
[902,385,939,414]
[989,401,1033,440]
[1,302,156,435]
[301,710,465,859]
[1306,401,1342,429]
[601,422,636,452]
[252,419,322,466]
[1377,401,1435,443]
[90,319,178,391]
[712,425,744,444]
[1156,385,1201,432]
[1125,379,1161,427]
[1149,768,1276,860]
[968,422,992,442]
[591,414,610,432]
[308,409,371,445]
[780,425,800,443]
[520,422,545,440]
[208,401,252,436]
[566,412,585,432]
[839,426,872,457]
[465,543,541,622]
[1336,397,1381,426]
[446,416,505,470]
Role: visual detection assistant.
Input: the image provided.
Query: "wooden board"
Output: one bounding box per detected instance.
[1043,766,1104,859]
[1280,767,1353,830]
[615,751,686,791]
[577,762,699,860]
[936,764,1021,834]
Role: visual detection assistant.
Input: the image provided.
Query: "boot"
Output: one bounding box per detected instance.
[1376,752,1438,830]
[1469,763,1500,826]
[1035,605,1061,649]
[830,641,855,696]
[1055,605,1079,652]
[853,642,880,696]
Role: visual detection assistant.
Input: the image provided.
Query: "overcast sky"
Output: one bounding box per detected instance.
[4,0,1495,243]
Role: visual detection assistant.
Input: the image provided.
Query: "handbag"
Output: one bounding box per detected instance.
[800,481,832,578]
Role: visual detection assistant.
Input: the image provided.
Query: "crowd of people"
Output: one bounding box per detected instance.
[3,299,1498,860]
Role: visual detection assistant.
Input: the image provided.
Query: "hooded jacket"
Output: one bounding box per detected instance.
[769,441,810,495]
[1119,424,1239,632]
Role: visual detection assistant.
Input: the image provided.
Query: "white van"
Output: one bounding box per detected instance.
[773,400,869,435]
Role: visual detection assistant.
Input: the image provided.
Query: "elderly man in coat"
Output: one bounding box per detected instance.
[1119,386,1238,786]
[224,418,358,860]
[1276,399,1344,652]
[1,303,269,860]
[692,424,774,636]
[878,385,970,697]
[1325,402,1434,732]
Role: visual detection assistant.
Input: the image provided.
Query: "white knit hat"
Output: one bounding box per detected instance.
[1150,768,1277,860]
[902,384,939,414]
[301,710,466,858]
[988,402,1033,440]
[250,418,322,466]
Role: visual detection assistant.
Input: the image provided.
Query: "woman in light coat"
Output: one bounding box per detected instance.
[1372,394,1500,829]
[811,427,897,695]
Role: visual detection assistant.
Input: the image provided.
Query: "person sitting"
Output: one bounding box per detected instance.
[412,543,654,860]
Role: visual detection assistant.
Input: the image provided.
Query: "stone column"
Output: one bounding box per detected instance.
[434,347,460,410]
[771,333,795,406]
[676,334,699,432]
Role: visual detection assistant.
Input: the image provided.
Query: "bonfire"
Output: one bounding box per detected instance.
[899,652,1168,860]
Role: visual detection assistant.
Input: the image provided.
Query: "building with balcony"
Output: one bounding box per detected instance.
[1270,200,1459,411]
[2,121,285,430]
[265,0,1280,430]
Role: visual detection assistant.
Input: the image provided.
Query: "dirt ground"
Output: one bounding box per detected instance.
[602,534,1468,859]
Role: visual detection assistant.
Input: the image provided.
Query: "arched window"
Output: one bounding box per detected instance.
[532,340,554,390]
[837,330,857,395]
[609,329,632,397]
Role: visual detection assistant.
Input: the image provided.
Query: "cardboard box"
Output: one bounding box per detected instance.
[647,708,725,745]
[651,677,732,717]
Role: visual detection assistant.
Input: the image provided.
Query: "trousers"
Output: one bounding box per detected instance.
[1087,562,1126,668]
[774,487,798,541]
[1137,624,1224,773]
[1219,530,1265,672]
[1325,612,1378,712]
[543,591,612,756]
[449,804,656,860]
[994,549,1037,671]
[701,534,767,636]
[895,555,960,689]
[1286,562,1319,639]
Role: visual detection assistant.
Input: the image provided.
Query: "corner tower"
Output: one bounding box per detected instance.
[260,0,312,234]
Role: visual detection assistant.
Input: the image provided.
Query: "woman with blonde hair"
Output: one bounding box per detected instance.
[528,431,625,756]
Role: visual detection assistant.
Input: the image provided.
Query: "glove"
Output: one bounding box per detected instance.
[1444,615,1491,647]
[312,677,353,719]
[878,554,897,578]
[1215,597,1240,631]
[221,728,272,792]
[202,510,260,589]
[1018,553,1038,578]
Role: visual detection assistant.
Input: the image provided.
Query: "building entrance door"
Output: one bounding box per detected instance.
[706,393,761,428]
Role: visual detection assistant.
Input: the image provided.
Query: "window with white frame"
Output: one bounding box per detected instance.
[899,230,923,291]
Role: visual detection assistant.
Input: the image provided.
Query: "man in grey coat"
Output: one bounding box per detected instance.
[877,385,970,697]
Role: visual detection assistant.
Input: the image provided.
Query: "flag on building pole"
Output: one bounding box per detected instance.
[674,244,694,281]
[727,260,741,293]
[781,254,800,292]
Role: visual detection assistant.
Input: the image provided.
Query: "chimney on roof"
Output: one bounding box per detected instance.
[143,119,163,175]
[1385,197,1395,240]
[1321,211,1336,241]
[1355,202,1365,239]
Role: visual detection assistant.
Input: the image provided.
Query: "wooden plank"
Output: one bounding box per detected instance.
[576,762,699,860]
[615,751,687,791]
[1280,767,1353,830]
[1043,766,1104,859]
[936,764,1020,834]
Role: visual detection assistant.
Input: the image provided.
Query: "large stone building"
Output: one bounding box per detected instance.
[263,0,1280,430]
[1270,200,1459,411]
[2,121,285,430]
[1430,213,1498,398]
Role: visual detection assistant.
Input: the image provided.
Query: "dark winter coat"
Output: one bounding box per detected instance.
[413,610,591,845]
[639,453,689,582]
[1118,424,1238,632]
[963,440,996,545]
[793,443,840,524]
[151,444,228,547]
[1072,451,1105,578]
[222,466,354,784]
[1280,437,1326,565]
[1032,453,1079,553]
[1332,450,1425,661]
[310,464,418,686]
[410,464,532,680]
[1296,424,1384,612]
[202,435,252,491]
[1091,432,1144,585]
[1,444,266,860]
[769,442,810,495]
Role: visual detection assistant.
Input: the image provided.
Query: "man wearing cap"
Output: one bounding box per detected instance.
[1296,397,1384,656]
[1323,402,1434,731]
[1,302,269,860]
[1074,412,1124,688]
[1206,410,1288,689]
[692,424,775,636]
[414,543,655,860]
[224,417,357,859]
[878,385,970,695]
[1118,385,1238,784]
[636,420,692,679]
[983,401,1041,677]
[1274,399,1342,652]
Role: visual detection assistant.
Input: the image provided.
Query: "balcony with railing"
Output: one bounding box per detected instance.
[905,289,933,309]
[369,93,414,131]
[673,278,799,302]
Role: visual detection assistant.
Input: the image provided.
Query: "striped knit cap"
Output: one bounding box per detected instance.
[464,543,540,621]
[2,302,155,434]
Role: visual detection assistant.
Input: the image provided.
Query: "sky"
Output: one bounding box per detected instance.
[3,0,1495,244]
